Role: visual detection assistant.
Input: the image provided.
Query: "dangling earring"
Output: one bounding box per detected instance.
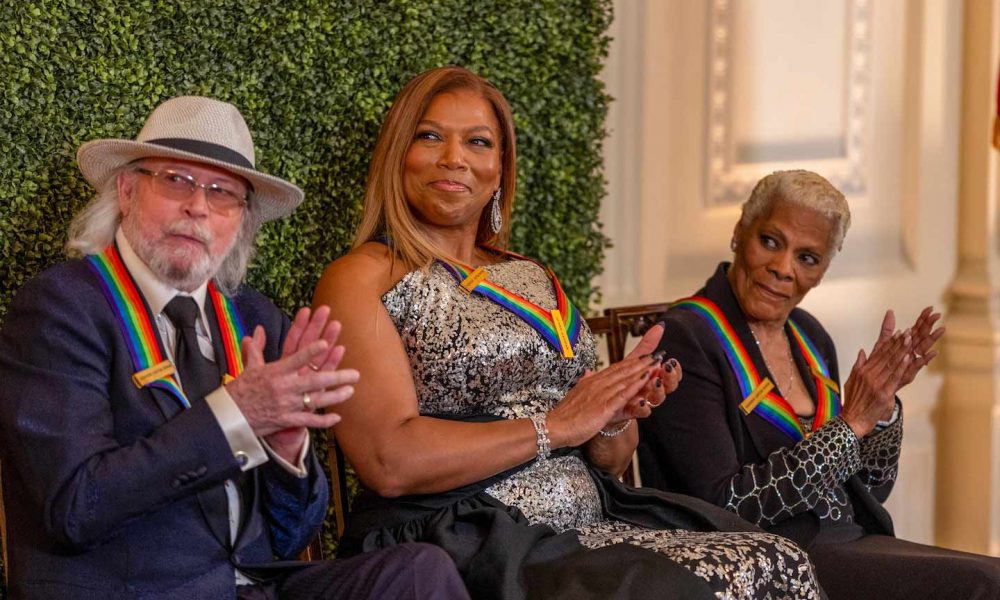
[730,238,737,252]
[490,188,503,234]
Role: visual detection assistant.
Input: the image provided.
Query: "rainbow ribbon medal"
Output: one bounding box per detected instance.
[437,249,582,359]
[672,297,840,441]
[788,320,841,429]
[87,245,246,409]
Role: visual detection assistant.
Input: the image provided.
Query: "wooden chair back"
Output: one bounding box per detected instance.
[586,302,671,487]
[602,303,671,363]
[326,434,351,544]
[299,432,351,561]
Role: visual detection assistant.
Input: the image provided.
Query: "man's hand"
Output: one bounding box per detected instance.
[226,306,359,462]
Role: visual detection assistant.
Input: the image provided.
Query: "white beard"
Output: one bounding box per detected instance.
[122,213,233,292]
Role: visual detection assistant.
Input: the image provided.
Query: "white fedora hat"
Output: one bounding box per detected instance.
[76,96,304,222]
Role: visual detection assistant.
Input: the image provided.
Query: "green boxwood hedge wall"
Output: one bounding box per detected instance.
[0,0,613,586]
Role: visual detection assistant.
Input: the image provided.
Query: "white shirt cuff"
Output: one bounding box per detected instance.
[875,399,901,429]
[205,386,267,471]
[261,433,311,478]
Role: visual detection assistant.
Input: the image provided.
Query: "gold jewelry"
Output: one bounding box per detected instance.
[302,392,312,410]
[307,362,321,372]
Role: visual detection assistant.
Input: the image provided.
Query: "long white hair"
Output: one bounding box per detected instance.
[65,167,261,296]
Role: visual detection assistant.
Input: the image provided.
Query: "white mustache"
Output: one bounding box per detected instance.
[163,221,212,246]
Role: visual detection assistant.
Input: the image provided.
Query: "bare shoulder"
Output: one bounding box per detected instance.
[314,243,408,307]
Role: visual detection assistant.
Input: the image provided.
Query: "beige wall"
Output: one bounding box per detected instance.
[599,0,998,550]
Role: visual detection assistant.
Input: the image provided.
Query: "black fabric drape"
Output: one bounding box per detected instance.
[339,415,762,600]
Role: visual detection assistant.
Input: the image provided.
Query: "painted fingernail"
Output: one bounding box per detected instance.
[639,399,647,407]
[652,350,667,362]
[668,358,679,368]
[665,362,673,373]
[655,378,662,388]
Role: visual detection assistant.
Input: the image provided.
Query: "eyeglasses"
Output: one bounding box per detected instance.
[133,167,249,215]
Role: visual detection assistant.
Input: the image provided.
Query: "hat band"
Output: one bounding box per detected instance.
[146,138,254,170]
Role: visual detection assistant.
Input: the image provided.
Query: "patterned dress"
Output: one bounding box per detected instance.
[382,260,823,600]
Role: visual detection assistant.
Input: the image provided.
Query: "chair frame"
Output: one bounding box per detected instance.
[300,433,351,561]
[598,303,671,363]
[326,434,351,544]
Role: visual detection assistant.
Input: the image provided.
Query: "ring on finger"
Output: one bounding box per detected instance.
[307,362,321,372]
[302,392,312,410]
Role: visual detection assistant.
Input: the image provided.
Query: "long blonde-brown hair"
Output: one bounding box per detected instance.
[353,65,517,269]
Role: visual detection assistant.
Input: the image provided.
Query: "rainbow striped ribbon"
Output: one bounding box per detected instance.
[206,282,247,381]
[788,319,841,429]
[672,297,840,440]
[437,249,582,358]
[86,245,246,409]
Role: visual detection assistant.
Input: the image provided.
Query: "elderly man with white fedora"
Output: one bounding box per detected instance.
[0,96,469,599]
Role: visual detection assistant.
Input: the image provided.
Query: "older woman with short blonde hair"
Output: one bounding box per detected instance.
[639,169,1000,599]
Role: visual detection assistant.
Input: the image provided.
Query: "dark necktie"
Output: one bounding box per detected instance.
[163,296,219,401]
[163,295,235,547]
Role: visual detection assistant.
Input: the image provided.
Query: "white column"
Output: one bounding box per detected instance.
[938,0,1000,556]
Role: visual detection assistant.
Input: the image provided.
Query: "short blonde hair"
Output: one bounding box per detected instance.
[740,170,851,251]
[353,65,517,269]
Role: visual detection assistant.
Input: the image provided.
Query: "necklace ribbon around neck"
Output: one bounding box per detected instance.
[87,245,247,409]
[437,247,581,359]
[672,296,841,441]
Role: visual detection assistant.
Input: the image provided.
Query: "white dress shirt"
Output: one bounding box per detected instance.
[115,230,309,580]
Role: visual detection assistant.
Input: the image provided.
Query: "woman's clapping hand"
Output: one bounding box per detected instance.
[896,307,944,389]
[841,307,943,438]
[545,324,679,448]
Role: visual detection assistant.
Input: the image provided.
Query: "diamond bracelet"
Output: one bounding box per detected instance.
[598,419,632,438]
[529,412,551,460]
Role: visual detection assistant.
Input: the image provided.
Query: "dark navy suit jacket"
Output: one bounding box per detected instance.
[0,258,328,599]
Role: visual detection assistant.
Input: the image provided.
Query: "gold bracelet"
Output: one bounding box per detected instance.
[598,419,632,438]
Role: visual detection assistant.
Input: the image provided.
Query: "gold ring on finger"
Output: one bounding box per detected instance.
[302,392,312,410]
[308,362,321,372]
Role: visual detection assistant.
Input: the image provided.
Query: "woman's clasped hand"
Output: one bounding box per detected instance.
[841,308,943,437]
[546,324,679,448]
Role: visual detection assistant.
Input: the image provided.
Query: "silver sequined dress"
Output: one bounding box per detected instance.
[383,260,822,600]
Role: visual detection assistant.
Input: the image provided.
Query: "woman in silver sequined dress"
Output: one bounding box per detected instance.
[638,170,1000,599]
[314,66,825,600]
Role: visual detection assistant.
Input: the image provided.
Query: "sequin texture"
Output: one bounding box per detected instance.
[725,410,902,527]
[384,261,822,599]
